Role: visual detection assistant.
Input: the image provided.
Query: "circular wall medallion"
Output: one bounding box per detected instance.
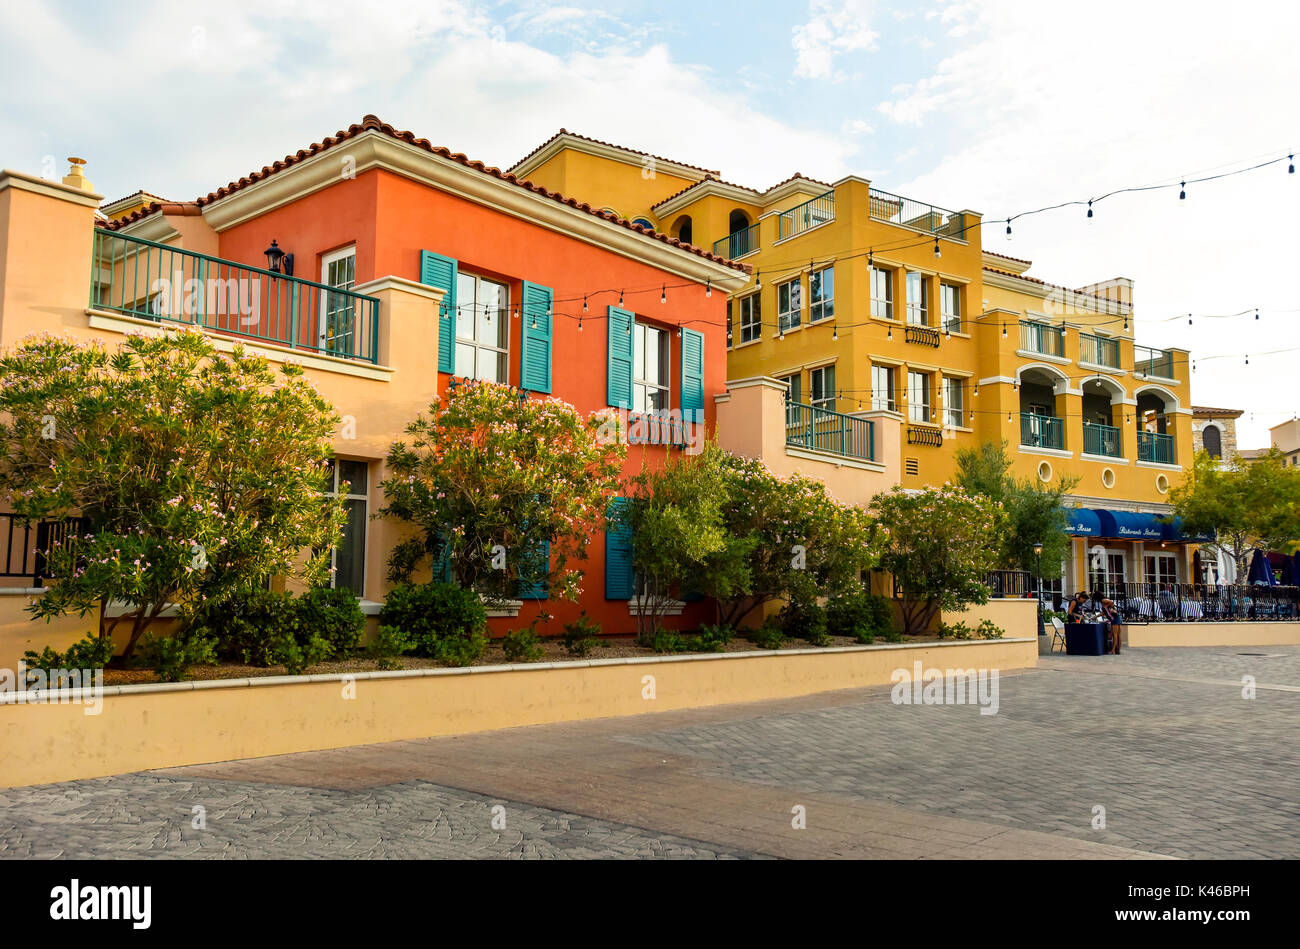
[1155,473,1170,494]
[1037,460,1053,483]
[1101,467,1116,489]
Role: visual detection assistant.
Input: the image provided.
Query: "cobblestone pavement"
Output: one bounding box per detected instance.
[1,646,1294,859]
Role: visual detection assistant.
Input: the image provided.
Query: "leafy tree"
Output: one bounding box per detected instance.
[696,453,876,627]
[871,485,1002,636]
[1171,447,1300,584]
[620,442,733,638]
[0,330,347,658]
[956,440,1078,575]
[380,379,625,603]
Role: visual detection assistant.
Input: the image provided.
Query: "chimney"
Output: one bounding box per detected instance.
[61,157,94,193]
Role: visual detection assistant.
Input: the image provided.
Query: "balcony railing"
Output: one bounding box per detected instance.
[712,223,759,259]
[906,426,943,447]
[785,400,875,462]
[868,188,967,238]
[0,513,88,587]
[904,325,940,348]
[1138,431,1176,464]
[1135,345,1175,379]
[1079,333,1120,368]
[1019,321,1065,357]
[91,230,381,364]
[1074,582,1300,622]
[1020,412,1064,450]
[777,191,835,241]
[1083,421,1123,457]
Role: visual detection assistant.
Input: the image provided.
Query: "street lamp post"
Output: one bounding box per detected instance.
[1033,541,1044,636]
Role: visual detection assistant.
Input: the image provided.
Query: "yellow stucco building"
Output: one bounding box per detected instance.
[511,131,1199,594]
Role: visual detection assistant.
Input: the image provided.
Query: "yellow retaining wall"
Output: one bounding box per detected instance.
[0,637,1036,788]
[941,597,1038,636]
[1125,622,1300,648]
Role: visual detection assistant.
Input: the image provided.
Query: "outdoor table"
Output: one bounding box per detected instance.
[1064,622,1107,656]
[1180,599,1204,619]
[1134,598,1163,620]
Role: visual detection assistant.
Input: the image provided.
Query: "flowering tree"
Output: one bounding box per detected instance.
[871,485,1002,636]
[379,379,625,602]
[0,330,347,657]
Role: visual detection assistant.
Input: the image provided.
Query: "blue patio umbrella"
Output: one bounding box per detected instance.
[1248,549,1278,586]
[1283,553,1300,586]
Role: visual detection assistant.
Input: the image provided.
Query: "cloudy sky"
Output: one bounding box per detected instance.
[3,0,1297,446]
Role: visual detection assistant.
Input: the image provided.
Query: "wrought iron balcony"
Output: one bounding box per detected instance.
[712,223,759,259]
[1021,412,1064,450]
[1138,431,1176,464]
[777,191,835,241]
[1083,421,1123,457]
[785,400,876,462]
[868,188,967,238]
[1080,333,1120,368]
[1019,321,1065,358]
[904,325,941,348]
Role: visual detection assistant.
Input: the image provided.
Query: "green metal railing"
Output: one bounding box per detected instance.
[712,223,759,259]
[777,191,835,241]
[786,400,875,461]
[1138,431,1176,464]
[868,187,966,238]
[1135,345,1175,379]
[1019,321,1065,357]
[1080,333,1120,368]
[90,230,381,364]
[1083,421,1123,457]
[1020,412,1064,450]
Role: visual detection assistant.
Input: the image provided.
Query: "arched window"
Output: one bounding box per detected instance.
[1203,424,1222,459]
[671,215,693,245]
[632,217,654,231]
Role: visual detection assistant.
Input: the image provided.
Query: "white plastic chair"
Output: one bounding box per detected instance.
[1051,616,1067,653]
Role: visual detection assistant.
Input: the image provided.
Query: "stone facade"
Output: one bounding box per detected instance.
[1191,406,1242,461]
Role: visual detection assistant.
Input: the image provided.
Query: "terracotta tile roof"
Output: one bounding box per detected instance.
[101,201,200,228]
[983,249,1034,267]
[506,128,720,178]
[763,171,834,192]
[1192,406,1244,418]
[96,116,747,272]
[101,189,168,210]
[650,171,834,213]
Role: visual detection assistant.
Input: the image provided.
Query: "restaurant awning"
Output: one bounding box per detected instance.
[1160,517,1215,544]
[1064,508,1103,536]
[1096,510,1165,541]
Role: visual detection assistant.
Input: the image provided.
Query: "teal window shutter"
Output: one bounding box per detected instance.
[606,306,634,409]
[419,250,457,374]
[516,539,550,600]
[520,281,553,393]
[680,327,705,418]
[605,497,634,600]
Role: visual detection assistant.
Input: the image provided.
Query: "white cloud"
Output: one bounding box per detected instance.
[877,0,1300,447]
[792,0,880,81]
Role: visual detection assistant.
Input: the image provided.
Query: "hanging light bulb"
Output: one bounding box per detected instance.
[1179,180,1186,203]
[1246,354,1250,365]
[973,385,979,397]
[832,326,838,341]
[933,237,941,259]
[1188,313,1193,325]
[618,289,624,306]
[1002,323,1007,338]
[1086,199,1094,222]
[660,284,666,304]
[887,325,893,341]
[583,294,588,313]
[1123,315,1129,331]
[513,305,520,320]
[1290,154,1295,174]
[755,271,762,289]
[705,280,711,298]
[1192,360,1196,373]
[969,410,974,422]
[868,250,873,268]
[531,314,538,330]
[1255,308,1260,320]
[578,317,584,332]
[1007,411,1012,423]
[1005,218,1012,240]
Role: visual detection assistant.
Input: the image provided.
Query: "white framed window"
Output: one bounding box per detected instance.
[633,322,670,413]
[454,272,509,383]
[872,364,895,412]
[320,246,357,356]
[905,271,928,326]
[943,376,964,427]
[1144,554,1178,586]
[778,278,802,333]
[780,372,802,424]
[907,370,931,424]
[809,267,834,323]
[870,266,893,320]
[1089,550,1127,592]
[325,458,368,596]
[810,365,836,411]
[737,293,761,344]
[940,282,961,333]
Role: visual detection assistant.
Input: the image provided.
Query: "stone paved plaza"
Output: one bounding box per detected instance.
[1,646,1296,859]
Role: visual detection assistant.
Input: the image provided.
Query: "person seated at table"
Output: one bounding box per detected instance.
[1099,597,1123,654]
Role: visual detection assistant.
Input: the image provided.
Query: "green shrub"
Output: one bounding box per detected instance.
[502,628,545,663]
[644,628,687,654]
[826,590,894,643]
[747,619,787,650]
[296,586,365,657]
[779,597,829,646]
[23,633,115,673]
[561,612,601,657]
[193,588,298,666]
[138,629,217,682]
[937,621,974,641]
[368,625,415,671]
[976,619,1005,640]
[879,627,906,643]
[379,582,488,665]
[694,624,734,652]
